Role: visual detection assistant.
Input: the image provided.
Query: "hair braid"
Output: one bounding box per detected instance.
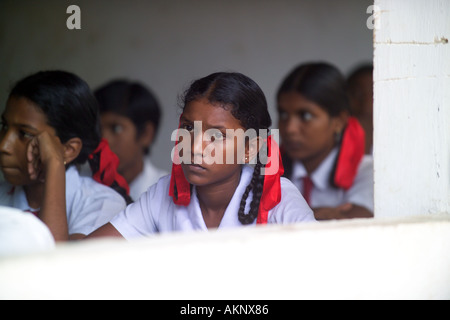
[238,160,265,225]
[88,151,133,205]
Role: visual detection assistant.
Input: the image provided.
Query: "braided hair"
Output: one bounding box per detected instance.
[182,72,271,224]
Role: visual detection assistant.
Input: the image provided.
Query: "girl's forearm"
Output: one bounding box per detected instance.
[40,160,68,241]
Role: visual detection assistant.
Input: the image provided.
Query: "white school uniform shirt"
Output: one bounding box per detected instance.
[0,207,55,256]
[110,165,316,239]
[129,159,167,201]
[292,147,374,212]
[0,166,127,236]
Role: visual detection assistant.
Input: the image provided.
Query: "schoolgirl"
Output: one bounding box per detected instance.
[88,72,315,239]
[0,70,131,240]
[277,62,374,220]
[94,79,167,201]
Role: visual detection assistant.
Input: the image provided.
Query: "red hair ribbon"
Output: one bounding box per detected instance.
[169,115,191,206]
[334,116,365,190]
[88,138,130,195]
[256,135,284,224]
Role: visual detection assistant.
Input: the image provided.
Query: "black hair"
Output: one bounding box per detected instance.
[277,62,350,188]
[346,63,373,116]
[94,79,161,155]
[276,62,350,117]
[181,72,271,225]
[8,70,132,204]
[347,63,373,91]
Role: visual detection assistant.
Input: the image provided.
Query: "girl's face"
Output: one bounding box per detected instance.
[179,98,247,188]
[278,92,345,171]
[0,97,56,186]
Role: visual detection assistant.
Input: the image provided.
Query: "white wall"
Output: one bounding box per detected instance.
[0,0,373,172]
[373,0,450,217]
[1,214,450,299]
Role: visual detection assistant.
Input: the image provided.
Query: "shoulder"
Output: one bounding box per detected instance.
[110,174,174,238]
[280,176,300,193]
[129,173,173,219]
[145,161,169,178]
[80,175,126,200]
[69,174,127,215]
[358,155,373,173]
[138,173,172,201]
[131,163,169,199]
[269,177,316,223]
[353,155,374,185]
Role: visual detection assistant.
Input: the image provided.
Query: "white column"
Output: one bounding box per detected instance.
[373,0,450,217]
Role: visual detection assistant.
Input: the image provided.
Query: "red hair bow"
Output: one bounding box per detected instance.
[169,116,191,206]
[334,117,365,190]
[257,135,284,224]
[88,138,130,195]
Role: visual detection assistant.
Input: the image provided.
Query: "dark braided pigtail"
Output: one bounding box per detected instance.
[88,151,134,205]
[238,157,266,225]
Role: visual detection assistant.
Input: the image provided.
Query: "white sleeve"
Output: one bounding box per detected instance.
[344,155,374,212]
[268,178,316,224]
[110,175,170,239]
[68,188,126,236]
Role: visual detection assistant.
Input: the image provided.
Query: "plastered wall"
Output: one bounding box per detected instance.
[0,0,373,172]
[373,0,450,217]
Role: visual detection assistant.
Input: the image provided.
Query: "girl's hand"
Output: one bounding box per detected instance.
[26,131,68,242]
[313,203,353,220]
[313,203,373,220]
[27,131,65,182]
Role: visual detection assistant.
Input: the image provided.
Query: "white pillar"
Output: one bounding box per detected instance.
[373,0,450,217]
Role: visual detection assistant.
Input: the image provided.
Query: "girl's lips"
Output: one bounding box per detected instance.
[184,163,207,172]
[283,140,304,151]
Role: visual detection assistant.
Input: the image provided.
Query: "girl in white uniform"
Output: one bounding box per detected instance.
[0,71,130,240]
[88,72,315,239]
[277,62,374,220]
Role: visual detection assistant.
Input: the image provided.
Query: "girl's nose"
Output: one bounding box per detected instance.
[284,116,302,135]
[191,127,204,160]
[0,130,14,154]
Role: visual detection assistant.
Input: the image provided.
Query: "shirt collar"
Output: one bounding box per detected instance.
[189,165,254,229]
[292,147,339,190]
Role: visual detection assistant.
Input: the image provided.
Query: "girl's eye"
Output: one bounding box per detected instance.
[181,123,193,132]
[21,131,35,139]
[212,130,224,141]
[204,129,225,142]
[300,111,314,122]
[112,124,123,134]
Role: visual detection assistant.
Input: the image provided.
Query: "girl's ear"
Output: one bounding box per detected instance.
[333,110,350,137]
[245,136,264,163]
[138,122,155,148]
[63,137,83,164]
